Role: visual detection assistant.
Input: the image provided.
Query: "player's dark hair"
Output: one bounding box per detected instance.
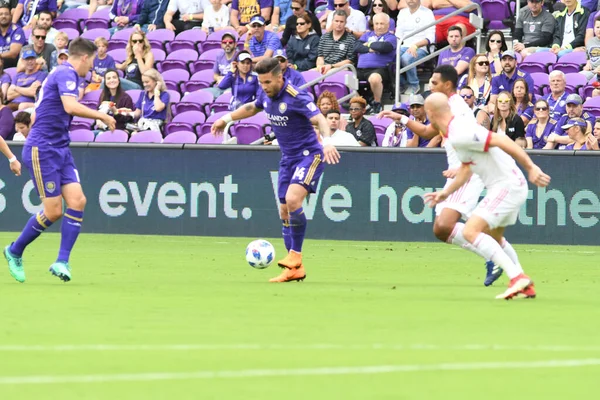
[447,25,462,36]
[433,64,458,90]
[38,10,53,20]
[326,109,341,117]
[14,112,31,126]
[459,85,474,95]
[68,38,98,58]
[99,69,124,105]
[255,58,281,76]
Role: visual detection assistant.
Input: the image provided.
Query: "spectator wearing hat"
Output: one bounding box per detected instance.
[218,50,259,110]
[382,103,410,147]
[6,48,46,110]
[537,0,589,59]
[407,94,440,147]
[547,93,596,148]
[56,48,68,65]
[325,109,360,146]
[316,10,356,75]
[436,25,474,80]
[230,0,273,36]
[17,25,55,73]
[201,0,230,33]
[488,49,535,112]
[285,11,319,71]
[12,0,57,29]
[0,5,26,69]
[163,0,206,34]
[346,95,377,146]
[246,15,282,63]
[273,48,306,87]
[353,13,396,114]
[513,0,556,58]
[459,85,491,129]
[204,32,238,98]
[547,117,599,150]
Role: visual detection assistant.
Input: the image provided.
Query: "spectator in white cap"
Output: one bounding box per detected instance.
[407,94,440,147]
[273,49,306,87]
[245,15,282,63]
[217,50,259,110]
[547,117,599,150]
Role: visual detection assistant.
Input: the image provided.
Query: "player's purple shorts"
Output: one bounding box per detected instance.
[22,145,80,199]
[278,151,325,203]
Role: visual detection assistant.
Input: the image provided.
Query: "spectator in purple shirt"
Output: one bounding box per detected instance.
[86,36,115,93]
[108,0,144,35]
[6,49,47,110]
[0,56,10,99]
[0,89,14,139]
[12,0,57,29]
[0,5,26,68]
[230,0,273,36]
[204,32,238,99]
[273,49,306,87]
[436,25,474,79]
[218,51,259,110]
[131,68,170,133]
[353,13,396,114]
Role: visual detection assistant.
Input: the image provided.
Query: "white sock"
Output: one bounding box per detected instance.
[448,222,490,261]
[472,233,523,279]
[501,238,522,270]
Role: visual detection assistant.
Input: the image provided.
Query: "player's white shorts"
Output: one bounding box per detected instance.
[472,184,528,229]
[435,174,485,220]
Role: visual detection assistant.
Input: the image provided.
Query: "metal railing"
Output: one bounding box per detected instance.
[395,3,484,104]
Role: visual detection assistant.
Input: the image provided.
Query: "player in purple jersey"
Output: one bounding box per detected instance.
[212,57,340,283]
[3,38,116,284]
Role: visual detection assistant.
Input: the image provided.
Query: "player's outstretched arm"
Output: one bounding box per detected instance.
[489,132,551,187]
[424,163,472,207]
[0,137,21,176]
[211,102,261,136]
[311,113,340,164]
[61,96,116,131]
[379,111,438,140]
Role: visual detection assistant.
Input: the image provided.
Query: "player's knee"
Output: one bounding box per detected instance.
[284,196,302,212]
[279,204,289,220]
[44,203,63,222]
[68,193,87,210]
[433,219,453,242]
[461,225,480,244]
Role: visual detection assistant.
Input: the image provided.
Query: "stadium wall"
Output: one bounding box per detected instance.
[1,143,599,245]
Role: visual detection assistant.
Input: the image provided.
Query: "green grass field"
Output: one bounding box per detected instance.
[0,232,599,399]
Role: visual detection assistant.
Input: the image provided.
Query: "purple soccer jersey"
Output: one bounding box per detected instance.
[255,79,324,202]
[23,62,81,198]
[93,54,116,77]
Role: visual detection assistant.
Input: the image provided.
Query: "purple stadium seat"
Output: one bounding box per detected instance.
[196,111,229,137]
[565,73,587,95]
[315,71,352,99]
[550,51,588,74]
[85,8,110,30]
[300,70,321,96]
[95,130,129,142]
[147,29,175,44]
[110,27,136,40]
[162,131,197,143]
[70,117,94,130]
[520,52,557,74]
[197,133,225,144]
[581,85,596,100]
[81,28,111,41]
[54,8,88,31]
[583,96,600,116]
[69,129,95,142]
[153,49,166,63]
[107,48,127,63]
[126,89,143,103]
[165,111,206,136]
[166,89,181,103]
[376,133,385,146]
[210,92,233,114]
[62,28,80,42]
[173,90,214,116]
[107,39,127,51]
[168,29,208,52]
[129,130,163,143]
[162,69,190,88]
[158,49,198,73]
[481,0,512,30]
[230,113,270,144]
[181,69,215,93]
[81,90,101,108]
[530,72,549,96]
[190,49,220,74]
[368,117,393,137]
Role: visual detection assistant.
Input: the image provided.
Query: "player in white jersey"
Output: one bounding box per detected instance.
[423,93,551,299]
[379,65,504,286]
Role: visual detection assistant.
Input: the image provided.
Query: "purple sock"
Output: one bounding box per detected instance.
[282,219,291,252]
[288,208,307,253]
[10,212,54,256]
[57,209,84,263]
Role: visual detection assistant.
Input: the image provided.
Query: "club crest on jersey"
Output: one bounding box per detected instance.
[66,81,76,91]
[46,181,56,194]
[306,102,317,112]
[278,102,287,113]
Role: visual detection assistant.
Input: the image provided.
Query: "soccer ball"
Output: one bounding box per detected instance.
[245,239,275,269]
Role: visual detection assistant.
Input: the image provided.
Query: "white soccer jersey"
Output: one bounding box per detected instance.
[447,116,527,191]
[446,93,476,168]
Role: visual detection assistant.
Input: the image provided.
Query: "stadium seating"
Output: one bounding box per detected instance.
[69,129,95,142]
[129,130,163,143]
[95,130,129,143]
[162,131,197,144]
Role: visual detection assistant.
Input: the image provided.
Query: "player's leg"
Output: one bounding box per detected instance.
[49,153,86,282]
[277,160,292,253]
[279,203,291,252]
[4,147,63,282]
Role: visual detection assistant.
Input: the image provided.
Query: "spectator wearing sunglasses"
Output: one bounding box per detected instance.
[16,25,55,73]
[26,11,57,45]
[458,53,492,107]
[525,99,557,149]
[279,0,321,47]
[12,0,57,29]
[396,0,434,95]
[230,0,273,36]
[273,49,306,87]
[437,25,474,80]
[286,11,319,71]
[115,30,154,91]
[547,93,596,148]
[325,0,366,39]
[367,1,394,33]
[485,30,507,76]
[513,0,555,58]
[512,77,534,125]
[459,85,491,129]
[246,15,282,63]
[488,50,534,113]
[204,32,238,99]
[346,95,377,146]
[553,117,599,150]
[406,94,440,147]
[320,0,368,31]
[491,90,526,147]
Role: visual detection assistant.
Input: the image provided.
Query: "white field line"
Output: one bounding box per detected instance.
[1,344,600,352]
[1,359,600,385]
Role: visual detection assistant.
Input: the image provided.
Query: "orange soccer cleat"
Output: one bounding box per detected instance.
[516,283,536,299]
[269,265,306,283]
[495,273,534,300]
[277,250,302,269]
